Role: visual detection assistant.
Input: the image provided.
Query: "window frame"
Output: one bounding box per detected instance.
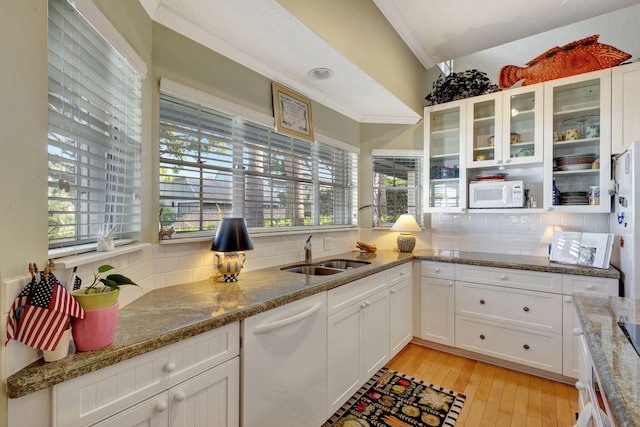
[371,149,423,228]
[159,79,358,237]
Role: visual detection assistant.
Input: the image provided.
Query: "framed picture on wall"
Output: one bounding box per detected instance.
[272,82,314,142]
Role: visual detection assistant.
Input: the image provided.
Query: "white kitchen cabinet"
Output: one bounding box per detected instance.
[242,293,327,427]
[53,323,240,427]
[424,100,467,212]
[419,261,455,346]
[562,275,619,378]
[94,358,239,427]
[327,272,389,415]
[543,69,612,213]
[612,61,640,154]
[388,264,413,358]
[453,265,564,374]
[466,85,543,168]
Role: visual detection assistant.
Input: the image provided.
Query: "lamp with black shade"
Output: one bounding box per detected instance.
[211,218,254,282]
[390,214,421,253]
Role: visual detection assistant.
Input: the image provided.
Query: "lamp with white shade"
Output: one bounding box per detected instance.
[390,214,422,253]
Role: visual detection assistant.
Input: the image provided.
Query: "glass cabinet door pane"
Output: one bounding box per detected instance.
[550,78,601,208]
[427,104,462,209]
[471,99,497,163]
[508,91,537,160]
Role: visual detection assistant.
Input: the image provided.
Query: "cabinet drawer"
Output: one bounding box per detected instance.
[421,261,455,279]
[455,282,562,333]
[455,315,562,374]
[455,264,563,293]
[562,275,619,296]
[327,273,387,315]
[53,322,240,427]
[387,263,412,287]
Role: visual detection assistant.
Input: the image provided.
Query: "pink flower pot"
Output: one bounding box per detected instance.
[72,303,119,351]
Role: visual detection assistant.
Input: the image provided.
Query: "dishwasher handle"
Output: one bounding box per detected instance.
[253,302,322,334]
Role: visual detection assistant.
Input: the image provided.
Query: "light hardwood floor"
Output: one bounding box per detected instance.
[385,343,579,427]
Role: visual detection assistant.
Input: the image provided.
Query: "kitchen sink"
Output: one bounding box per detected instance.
[315,259,371,270]
[281,265,343,275]
[281,259,371,275]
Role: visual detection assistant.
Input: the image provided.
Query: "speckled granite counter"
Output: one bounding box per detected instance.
[6,249,619,398]
[574,293,640,427]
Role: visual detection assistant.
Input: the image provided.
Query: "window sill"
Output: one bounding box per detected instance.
[159,225,360,245]
[50,243,151,269]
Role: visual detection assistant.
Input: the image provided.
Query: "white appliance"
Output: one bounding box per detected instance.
[611,141,639,298]
[469,180,525,208]
[242,292,327,427]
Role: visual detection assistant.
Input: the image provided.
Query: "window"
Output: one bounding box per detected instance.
[372,152,423,227]
[159,93,357,233]
[47,0,143,249]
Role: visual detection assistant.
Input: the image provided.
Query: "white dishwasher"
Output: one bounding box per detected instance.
[242,292,327,427]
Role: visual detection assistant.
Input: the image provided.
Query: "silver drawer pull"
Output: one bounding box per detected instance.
[480,334,485,340]
[523,344,530,350]
[523,306,530,312]
[480,299,485,305]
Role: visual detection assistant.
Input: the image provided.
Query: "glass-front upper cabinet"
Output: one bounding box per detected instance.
[543,69,611,213]
[424,100,467,212]
[467,87,543,168]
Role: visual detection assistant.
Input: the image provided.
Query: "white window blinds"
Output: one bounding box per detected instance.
[159,93,357,232]
[47,0,142,249]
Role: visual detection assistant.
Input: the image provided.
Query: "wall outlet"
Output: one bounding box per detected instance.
[323,237,331,250]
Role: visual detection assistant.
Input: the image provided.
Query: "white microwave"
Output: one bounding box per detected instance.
[469,180,525,208]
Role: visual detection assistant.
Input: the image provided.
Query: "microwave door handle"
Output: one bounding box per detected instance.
[502,185,508,204]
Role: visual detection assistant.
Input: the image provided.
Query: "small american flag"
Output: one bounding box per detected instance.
[6,272,84,351]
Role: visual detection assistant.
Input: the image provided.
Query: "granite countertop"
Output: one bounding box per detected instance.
[6,249,619,398]
[574,293,640,427]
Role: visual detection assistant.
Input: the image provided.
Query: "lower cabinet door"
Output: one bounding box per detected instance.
[94,393,170,427]
[362,289,390,380]
[420,277,455,346]
[327,302,363,415]
[170,357,239,427]
[389,278,412,358]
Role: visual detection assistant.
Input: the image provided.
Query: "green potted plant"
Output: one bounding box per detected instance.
[71,265,139,351]
[71,264,139,310]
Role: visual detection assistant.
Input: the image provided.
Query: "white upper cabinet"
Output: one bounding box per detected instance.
[467,86,543,168]
[543,69,612,213]
[611,61,640,154]
[424,99,467,212]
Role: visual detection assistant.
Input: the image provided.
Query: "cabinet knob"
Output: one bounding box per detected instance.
[573,328,584,336]
[564,296,572,303]
[448,281,453,287]
[390,288,397,294]
[156,401,168,413]
[575,381,586,391]
[523,344,530,350]
[500,275,508,280]
[174,391,186,403]
[360,302,367,309]
[586,284,595,290]
[164,362,177,373]
[480,299,485,305]
[523,306,530,312]
[480,334,485,340]
[435,268,441,272]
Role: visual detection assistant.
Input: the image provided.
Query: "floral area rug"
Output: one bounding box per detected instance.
[323,368,466,427]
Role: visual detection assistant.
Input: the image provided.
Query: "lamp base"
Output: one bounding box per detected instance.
[214,252,247,283]
[220,273,239,282]
[397,233,416,253]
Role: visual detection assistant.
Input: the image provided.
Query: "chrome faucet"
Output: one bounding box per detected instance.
[304,235,312,264]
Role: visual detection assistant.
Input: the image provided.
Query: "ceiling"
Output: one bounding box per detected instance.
[138,0,640,125]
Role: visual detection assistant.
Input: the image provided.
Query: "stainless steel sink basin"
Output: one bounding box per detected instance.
[281,259,371,275]
[315,259,371,270]
[281,265,343,275]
